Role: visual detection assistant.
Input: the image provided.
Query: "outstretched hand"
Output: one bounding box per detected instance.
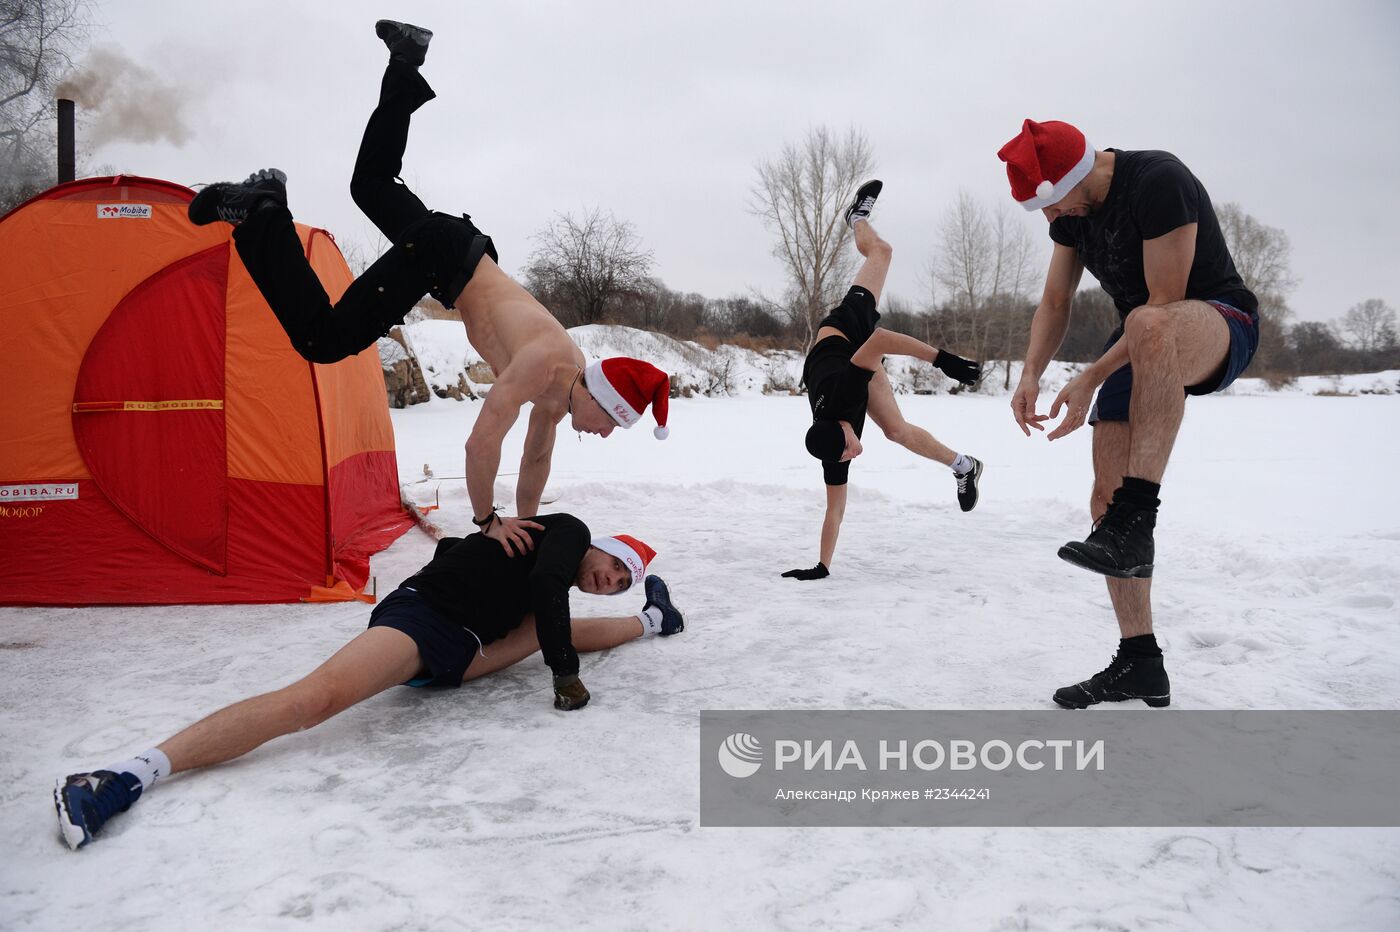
[782,563,830,581]
[1046,373,1098,440]
[1011,377,1049,436]
[482,516,546,556]
[933,350,982,385]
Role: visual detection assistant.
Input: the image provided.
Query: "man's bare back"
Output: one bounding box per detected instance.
[456,257,583,389]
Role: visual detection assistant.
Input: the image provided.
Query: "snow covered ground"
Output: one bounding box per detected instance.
[4,361,1400,929]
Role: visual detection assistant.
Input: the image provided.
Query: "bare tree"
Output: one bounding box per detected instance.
[1,0,90,212]
[930,191,1039,386]
[1217,202,1300,374]
[752,125,874,348]
[524,207,654,327]
[1217,202,1298,309]
[1340,298,1398,353]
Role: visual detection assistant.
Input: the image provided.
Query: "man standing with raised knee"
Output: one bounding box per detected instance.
[188,21,672,557]
[1001,119,1259,708]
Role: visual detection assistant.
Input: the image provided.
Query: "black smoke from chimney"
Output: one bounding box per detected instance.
[57,98,75,184]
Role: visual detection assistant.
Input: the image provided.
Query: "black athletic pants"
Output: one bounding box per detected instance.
[231,61,497,364]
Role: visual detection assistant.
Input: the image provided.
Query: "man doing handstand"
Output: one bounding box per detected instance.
[53,515,684,849]
[188,20,672,557]
[782,182,985,581]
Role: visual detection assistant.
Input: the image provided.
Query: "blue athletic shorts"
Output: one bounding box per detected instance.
[1089,300,1260,424]
[366,587,478,688]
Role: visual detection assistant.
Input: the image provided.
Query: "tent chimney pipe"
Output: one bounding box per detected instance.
[57,98,76,184]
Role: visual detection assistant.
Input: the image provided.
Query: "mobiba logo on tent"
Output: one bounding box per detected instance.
[0,505,45,519]
[96,204,153,219]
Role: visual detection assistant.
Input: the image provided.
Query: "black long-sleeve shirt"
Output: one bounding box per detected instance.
[401,513,589,677]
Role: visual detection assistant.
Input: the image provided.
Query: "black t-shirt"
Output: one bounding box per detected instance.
[1049,149,1257,319]
[400,513,590,677]
[803,336,875,486]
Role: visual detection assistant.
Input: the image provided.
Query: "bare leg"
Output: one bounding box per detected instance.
[462,615,643,682]
[1123,301,1231,482]
[851,221,893,303]
[866,367,956,466]
[1093,422,1152,636]
[157,627,423,775]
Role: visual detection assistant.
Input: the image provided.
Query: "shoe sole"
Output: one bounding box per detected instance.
[1056,544,1153,578]
[1052,694,1171,710]
[53,781,88,850]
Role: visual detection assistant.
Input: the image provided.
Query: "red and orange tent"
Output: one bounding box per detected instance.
[0,176,412,605]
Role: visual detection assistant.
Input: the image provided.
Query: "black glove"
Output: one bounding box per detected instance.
[782,563,830,581]
[934,350,982,385]
[553,674,591,711]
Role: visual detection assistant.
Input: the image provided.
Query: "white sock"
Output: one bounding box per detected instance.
[106,748,171,790]
[950,453,974,474]
[637,606,664,637]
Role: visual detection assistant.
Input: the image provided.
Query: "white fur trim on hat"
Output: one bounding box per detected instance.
[583,361,640,428]
[1018,141,1096,211]
[591,537,646,587]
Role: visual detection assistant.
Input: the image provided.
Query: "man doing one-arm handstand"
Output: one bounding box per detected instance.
[188,21,672,558]
[782,182,986,581]
[53,515,685,849]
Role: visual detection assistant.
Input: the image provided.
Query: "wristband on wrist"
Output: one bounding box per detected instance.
[472,509,500,529]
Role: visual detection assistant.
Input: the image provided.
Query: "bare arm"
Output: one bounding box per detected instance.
[1023,244,1084,381]
[515,404,558,518]
[819,483,848,567]
[464,361,550,554]
[1012,245,1083,435]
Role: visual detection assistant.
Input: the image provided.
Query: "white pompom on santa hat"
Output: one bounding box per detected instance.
[997,119,1096,212]
[583,356,672,439]
[591,534,656,589]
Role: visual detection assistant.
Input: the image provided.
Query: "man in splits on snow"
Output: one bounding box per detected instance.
[54,516,685,850]
[189,21,672,557]
[782,182,985,582]
[1001,119,1260,709]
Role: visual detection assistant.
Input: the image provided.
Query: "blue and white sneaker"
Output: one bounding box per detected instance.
[54,770,142,850]
[643,575,684,636]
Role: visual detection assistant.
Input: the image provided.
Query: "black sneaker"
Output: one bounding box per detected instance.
[844,179,882,228]
[54,770,143,850]
[1057,501,1155,578]
[643,574,684,636]
[375,19,433,66]
[187,168,287,226]
[954,456,982,512]
[1053,651,1171,709]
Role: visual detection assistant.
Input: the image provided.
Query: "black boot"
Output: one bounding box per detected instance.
[375,19,433,67]
[188,168,287,226]
[1057,499,1156,578]
[1052,651,1171,709]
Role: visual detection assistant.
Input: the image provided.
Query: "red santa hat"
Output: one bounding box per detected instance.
[584,357,671,439]
[997,119,1095,211]
[591,534,656,589]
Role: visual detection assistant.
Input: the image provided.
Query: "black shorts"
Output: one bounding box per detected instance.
[816,286,880,348]
[1090,300,1261,424]
[367,587,478,688]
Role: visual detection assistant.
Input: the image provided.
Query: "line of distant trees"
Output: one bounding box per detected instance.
[519,127,1398,382]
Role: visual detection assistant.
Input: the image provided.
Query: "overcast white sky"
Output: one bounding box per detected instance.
[80,0,1399,323]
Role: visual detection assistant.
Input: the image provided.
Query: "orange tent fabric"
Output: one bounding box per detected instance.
[0,176,412,604]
